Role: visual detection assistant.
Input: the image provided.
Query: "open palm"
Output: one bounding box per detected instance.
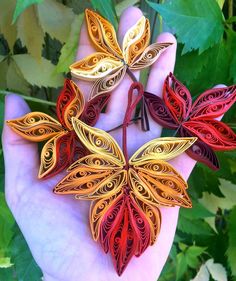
[2,7,197,281]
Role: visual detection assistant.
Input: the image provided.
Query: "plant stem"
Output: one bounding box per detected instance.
[0,90,56,106]
[228,0,233,19]
[106,117,141,133]
[126,67,137,82]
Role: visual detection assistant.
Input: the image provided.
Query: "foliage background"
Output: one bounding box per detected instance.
[0,0,236,280]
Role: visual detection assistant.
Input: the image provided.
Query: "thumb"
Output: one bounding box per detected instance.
[2,94,39,207]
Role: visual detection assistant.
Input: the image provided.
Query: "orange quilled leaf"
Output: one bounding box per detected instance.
[70,9,172,98]
[54,118,196,275]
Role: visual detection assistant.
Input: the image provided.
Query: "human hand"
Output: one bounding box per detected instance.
[2,7,197,281]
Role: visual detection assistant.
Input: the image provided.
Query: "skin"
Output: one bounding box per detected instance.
[3,6,204,281]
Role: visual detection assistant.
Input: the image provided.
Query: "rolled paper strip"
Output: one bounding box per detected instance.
[145,72,236,169]
[54,116,196,275]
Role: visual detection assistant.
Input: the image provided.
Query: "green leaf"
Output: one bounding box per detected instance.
[0,59,8,89]
[180,199,214,220]
[176,252,188,280]
[227,31,236,83]
[6,58,30,95]
[175,45,209,85]
[0,267,17,281]
[147,0,224,54]
[91,0,118,29]
[10,232,42,280]
[13,54,64,87]
[188,40,230,95]
[216,0,225,9]
[0,0,17,50]
[0,257,13,268]
[16,5,44,60]
[0,193,15,251]
[178,216,214,236]
[12,0,43,23]
[56,14,83,73]
[37,0,74,43]
[185,246,206,269]
[226,16,236,24]
[200,179,236,232]
[227,206,236,276]
[0,55,5,63]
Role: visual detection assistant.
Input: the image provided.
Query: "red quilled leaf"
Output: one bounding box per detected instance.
[163,72,192,123]
[179,127,219,170]
[99,192,152,276]
[80,93,111,126]
[183,120,236,151]
[144,92,178,129]
[56,79,85,130]
[190,85,236,120]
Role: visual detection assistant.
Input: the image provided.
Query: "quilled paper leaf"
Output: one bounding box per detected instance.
[122,16,150,65]
[145,73,236,170]
[129,137,197,163]
[39,131,72,178]
[85,9,123,58]
[129,42,173,70]
[163,73,192,122]
[144,91,178,129]
[80,93,111,126]
[7,79,100,179]
[180,127,219,170]
[7,112,64,141]
[70,52,123,80]
[72,118,125,166]
[98,192,151,275]
[89,66,127,99]
[183,120,236,150]
[54,118,196,275]
[190,85,236,120]
[56,79,85,131]
[129,164,191,208]
[70,10,171,99]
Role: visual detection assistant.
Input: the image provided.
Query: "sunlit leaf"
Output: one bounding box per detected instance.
[205,259,227,281]
[0,257,13,269]
[6,59,30,95]
[56,14,83,73]
[0,0,17,50]
[13,54,64,87]
[37,0,74,43]
[227,206,236,276]
[12,0,43,23]
[16,5,44,60]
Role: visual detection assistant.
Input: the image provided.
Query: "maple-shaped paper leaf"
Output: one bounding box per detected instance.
[54,117,196,275]
[144,73,236,170]
[70,9,172,99]
[7,79,108,178]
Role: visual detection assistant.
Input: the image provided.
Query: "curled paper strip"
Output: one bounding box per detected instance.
[144,73,236,170]
[7,79,107,178]
[70,9,172,99]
